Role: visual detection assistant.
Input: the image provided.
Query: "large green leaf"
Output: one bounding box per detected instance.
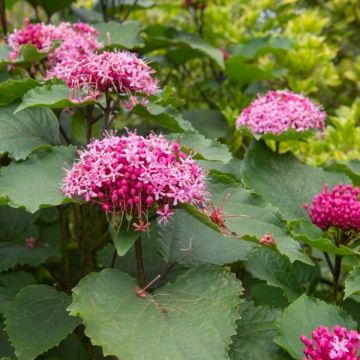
[325,160,360,186]
[182,109,230,139]
[69,266,242,360]
[0,272,36,313]
[15,85,94,113]
[245,247,320,300]
[0,104,60,160]
[27,0,74,16]
[0,146,76,213]
[169,131,232,163]
[229,301,289,360]
[0,79,39,106]
[143,25,224,68]
[0,206,32,242]
[0,320,15,360]
[148,209,256,267]
[95,21,144,49]
[0,242,59,272]
[344,267,360,299]
[132,102,194,132]
[241,141,349,221]
[5,285,81,360]
[207,182,313,265]
[274,294,356,359]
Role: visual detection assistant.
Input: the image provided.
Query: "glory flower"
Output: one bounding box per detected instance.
[62,131,207,229]
[49,50,159,103]
[236,90,326,135]
[300,325,360,360]
[304,183,360,232]
[7,19,102,70]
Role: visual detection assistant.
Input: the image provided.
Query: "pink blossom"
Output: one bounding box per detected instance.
[300,325,360,360]
[236,90,326,135]
[62,131,207,228]
[48,51,158,103]
[7,20,102,69]
[304,183,360,232]
[259,234,275,246]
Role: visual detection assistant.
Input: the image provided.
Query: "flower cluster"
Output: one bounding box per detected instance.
[62,131,207,229]
[49,51,159,103]
[7,19,102,69]
[304,183,360,232]
[236,90,326,135]
[300,325,360,360]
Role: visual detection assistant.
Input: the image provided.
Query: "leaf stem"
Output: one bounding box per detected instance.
[275,141,280,154]
[323,252,335,276]
[333,255,342,303]
[135,236,145,287]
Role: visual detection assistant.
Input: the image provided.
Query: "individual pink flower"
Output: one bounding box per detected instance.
[304,183,360,232]
[260,234,275,246]
[7,19,102,69]
[300,325,360,360]
[62,131,207,229]
[49,51,159,103]
[236,90,326,135]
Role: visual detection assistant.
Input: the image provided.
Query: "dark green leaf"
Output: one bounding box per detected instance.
[27,0,74,16]
[0,146,76,213]
[69,266,242,360]
[344,267,360,299]
[0,79,39,106]
[110,223,138,257]
[0,320,15,360]
[5,285,81,360]
[0,206,32,242]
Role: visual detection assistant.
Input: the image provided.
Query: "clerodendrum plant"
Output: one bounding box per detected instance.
[1,2,360,360]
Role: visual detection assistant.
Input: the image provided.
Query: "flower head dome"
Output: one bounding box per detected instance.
[62,131,207,229]
[49,51,159,103]
[236,90,326,135]
[7,20,102,68]
[304,183,360,232]
[300,325,360,360]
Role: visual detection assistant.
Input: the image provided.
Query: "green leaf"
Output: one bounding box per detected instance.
[110,223,138,257]
[0,320,15,360]
[143,25,224,68]
[0,206,32,242]
[183,109,230,139]
[0,146,76,213]
[241,141,349,221]
[43,334,86,360]
[0,104,60,160]
[248,283,289,308]
[132,102,194,132]
[229,301,289,360]
[225,58,274,86]
[27,0,74,16]
[168,131,232,163]
[207,182,313,265]
[0,242,59,272]
[0,45,11,61]
[148,209,256,267]
[256,129,315,142]
[290,219,356,256]
[15,85,94,113]
[0,79,39,106]
[5,285,81,360]
[324,160,360,186]
[69,266,242,360]
[95,21,144,49]
[246,247,320,300]
[18,44,49,63]
[344,267,360,299]
[274,294,356,359]
[0,272,36,313]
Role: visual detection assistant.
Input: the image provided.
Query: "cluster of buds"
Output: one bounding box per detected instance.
[300,325,360,360]
[62,131,207,230]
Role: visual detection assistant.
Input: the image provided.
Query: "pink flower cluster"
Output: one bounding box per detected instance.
[304,183,360,232]
[236,90,326,135]
[62,131,207,229]
[49,51,159,103]
[300,325,360,360]
[7,19,102,68]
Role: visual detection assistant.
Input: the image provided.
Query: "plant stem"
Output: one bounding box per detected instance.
[100,0,108,21]
[135,237,145,287]
[323,252,335,276]
[275,141,280,154]
[110,249,118,268]
[59,206,70,289]
[0,0,7,36]
[333,255,342,303]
